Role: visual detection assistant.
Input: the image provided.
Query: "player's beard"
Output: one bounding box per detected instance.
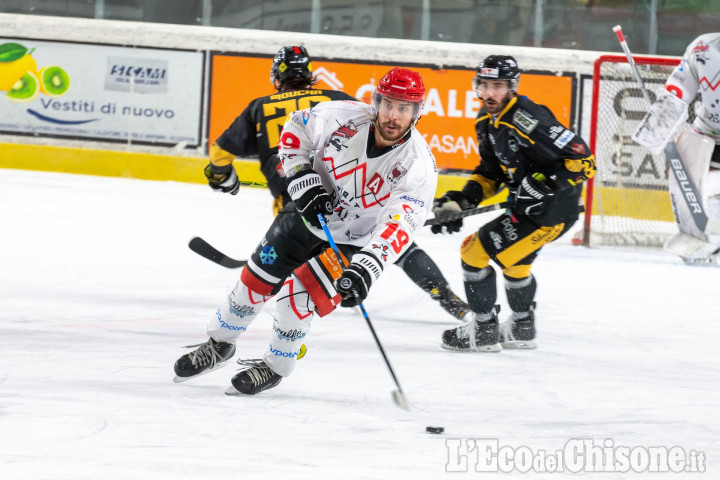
[376,120,410,143]
[483,91,515,115]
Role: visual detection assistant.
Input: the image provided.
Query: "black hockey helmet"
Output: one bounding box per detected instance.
[473,55,520,92]
[270,46,313,89]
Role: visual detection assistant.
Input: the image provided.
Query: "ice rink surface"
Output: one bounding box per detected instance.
[1,169,717,479]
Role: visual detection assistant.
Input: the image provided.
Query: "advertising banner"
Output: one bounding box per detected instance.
[209,54,574,171]
[0,39,204,146]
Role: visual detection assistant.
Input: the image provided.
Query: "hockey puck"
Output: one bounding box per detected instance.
[426,426,444,434]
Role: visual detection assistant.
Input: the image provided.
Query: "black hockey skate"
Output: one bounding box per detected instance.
[430,284,471,320]
[173,338,236,383]
[441,306,501,352]
[500,303,537,350]
[226,359,282,395]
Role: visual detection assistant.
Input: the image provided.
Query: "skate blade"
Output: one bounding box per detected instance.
[501,340,537,350]
[682,256,719,267]
[172,360,231,383]
[441,343,502,353]
[225,385,245,396]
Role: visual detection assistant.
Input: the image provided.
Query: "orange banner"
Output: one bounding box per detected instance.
[209,54,574,171]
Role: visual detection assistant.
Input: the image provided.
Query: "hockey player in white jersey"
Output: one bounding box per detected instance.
[173,67,438,395]
[633,33,720,263]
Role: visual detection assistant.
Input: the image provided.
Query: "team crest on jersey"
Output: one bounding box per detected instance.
[329,121,358,151]
[693,41,711,64]
[513,109,538,134]
[387,161,408,184]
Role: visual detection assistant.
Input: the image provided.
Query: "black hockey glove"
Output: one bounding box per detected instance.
[514,173,555,216]
[204,163,240,195]
[336,252,383,308]
[287,169,333,229]
[430,191,475,234]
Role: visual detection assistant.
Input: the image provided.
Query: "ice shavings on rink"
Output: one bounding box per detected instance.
[0,169,717,479]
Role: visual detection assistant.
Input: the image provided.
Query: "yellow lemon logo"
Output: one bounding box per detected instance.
[0,43,38,92]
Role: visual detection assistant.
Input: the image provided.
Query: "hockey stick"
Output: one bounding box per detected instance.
[317,213,410,411]
[238,179,268,188]
[423,201,512,226]
[188,237,247,268]
[614,25,720,236]
[190,202,514,270]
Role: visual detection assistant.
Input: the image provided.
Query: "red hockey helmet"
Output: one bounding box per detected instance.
[372,67,426,124]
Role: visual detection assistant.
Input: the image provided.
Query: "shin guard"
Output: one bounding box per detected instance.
[263,273,315,377]
[463,263,497,314]
[207,273,271,343]
[505,274,537,318]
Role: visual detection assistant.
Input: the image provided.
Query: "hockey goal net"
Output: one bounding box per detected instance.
[576,54,696,247]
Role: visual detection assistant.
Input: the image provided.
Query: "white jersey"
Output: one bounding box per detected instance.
[279,100,438,266]
[666,32,720,143]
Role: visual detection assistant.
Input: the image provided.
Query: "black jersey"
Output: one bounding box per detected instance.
[211,88,356,199]
[467,95,596,223]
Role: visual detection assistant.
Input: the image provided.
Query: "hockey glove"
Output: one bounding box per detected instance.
[336,252,383,308]
[431,191,475,234]
[287,169,333,229]
[515,173,555,216]
[204,164,240,195]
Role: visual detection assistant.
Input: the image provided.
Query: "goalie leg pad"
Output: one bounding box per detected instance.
[667,129,717,238]
[705,170,720,219]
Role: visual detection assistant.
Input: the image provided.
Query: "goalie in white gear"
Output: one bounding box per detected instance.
[634,32,720,263]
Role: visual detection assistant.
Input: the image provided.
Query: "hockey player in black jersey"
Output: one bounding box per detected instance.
[432,55,596,351]
[205,46,356,213]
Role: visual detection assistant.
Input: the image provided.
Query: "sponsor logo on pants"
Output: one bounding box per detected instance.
[269,344,299,358]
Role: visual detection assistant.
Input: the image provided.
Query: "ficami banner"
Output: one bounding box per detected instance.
[0,38,203,146]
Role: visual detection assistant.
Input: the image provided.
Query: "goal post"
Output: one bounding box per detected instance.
[576,54,692,247]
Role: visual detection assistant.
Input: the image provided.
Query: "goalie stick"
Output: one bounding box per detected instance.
[191,201,513,269]
[614,25,720,236]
